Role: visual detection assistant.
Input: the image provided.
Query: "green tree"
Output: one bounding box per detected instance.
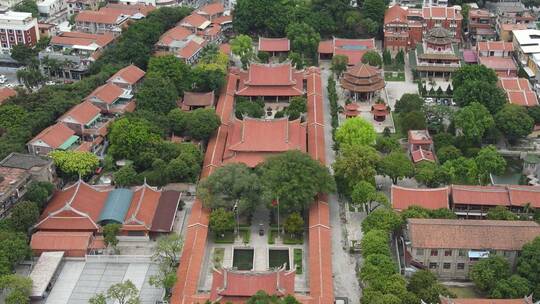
[471,256,511,292]
[453,80,507,114]
[284,96,307,120]
[197,163,261,216]
[103,223,121,249]
[209,208,235,236]
[258,151,335,213]
[13,0,38,17]
[257,51,270,63]
[288,51,305,70]
[7,201,39,233]
[185,108,220,141]
[437,145,461,164]
[147,55,192,95]
[375,136,400,154]
[0,105,27,131]
[106,280,141,304]
[429,208,457,219]
[284,212,304,237]
[362,0,386,25]
[452,65,498,89]
[333,144,380,195]
[167,108,190,135]
[360,253,397,282]
[192,62,226,92]
[495,104,535,144]
[10,44,35,64]
[331,54,348,77]
[89,294,107,304]
[361,209,403,233]
[361,229,391,256]
[528,106,540,124]
[453,102,494,142]
[490,275,531,299]
[136,75,178,114]
[378,151,414,184]
[113,165,140,187]
[150,234,183,295]
[235,97,265,119]
[486,206,519,220]
[395,94,424,114]
[16,67,45,89]
[475,145,506,185]
[0,275,32,304]
[24,181,54,208]
[108,118,161,162]
[383,49,392,65]
[335,117,376,149]
[165,143,202,183]
[0,231,30,274]
[441,157,479,185]
[408,270,455,303]
[400,111,426,133]
[231,35,254,69]
[351,181,389,213]
[362,51,383,67]
[49,150,99,178]
[517,236,540,285]
[286,22,320,63]
[401,205,431,220]
[414,162,449,188]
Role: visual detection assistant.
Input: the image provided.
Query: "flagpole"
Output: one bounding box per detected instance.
[277,196,280,238]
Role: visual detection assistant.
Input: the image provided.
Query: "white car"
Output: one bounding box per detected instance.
[424,97,434,103]
[0,75,7,84]
[5,83,14,88]
[45,81,55,86]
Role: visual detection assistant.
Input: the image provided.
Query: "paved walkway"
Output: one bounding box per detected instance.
[321,64,361,304]
[252,204,270,271]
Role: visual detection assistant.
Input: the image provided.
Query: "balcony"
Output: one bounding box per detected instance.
[83,116,113,137]
[109,100,136,114]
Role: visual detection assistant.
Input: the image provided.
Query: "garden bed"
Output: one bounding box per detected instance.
[239,227,250,244]
[213,248,225,268]
[293,248,303,274]
[283,233,304,245]
[384,71,405,82]
[269,249,290,270]
[233,248,254,270]
[214,231,235,244]
[268,228,278,244]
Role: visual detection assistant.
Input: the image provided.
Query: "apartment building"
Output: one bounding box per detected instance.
[0,10,39,53]
[74,3,154,35]
[468,9,496,43]
[37,0,68,24]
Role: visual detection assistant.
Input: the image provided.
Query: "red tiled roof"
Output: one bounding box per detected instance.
[468,9,491,18]
[317,40,333,54]
[29,122,76,149]
[246,63,296,86]
[179,13,209,28]
[508,185,540,208]
[408,130,432,145]
[411,148,436,163]
[408,218,540,250]
[158,26,192,46]
[223,117,307,167]
[463,50,478,63]
[102,3,155,16]
[391,185,449,211]
[451,185,510,206]
[196,2,224,16]
[219,43,231,54]
[182,91,214,107]
[476,41,513,53]
[35,181,110,231]
[440,296,534,304]
[498,77,539,107]
[178,40,204,59]
[0,87,16,105]
[385,4,408,24]
[151,190,181,232]
[30,231,93,252]
[258,37,290,52]
[108,64,145,86]
[501,23,528,31]
[210,268,294,300]
[422,6,462,20]
[318,38,375,65]
[86,82,124,105]
[236,63,304,97]
[59,101,101,125]
[75,10,121,24]
[51,31,115,48]
[123,184,161,231]
[211,15,232,25]
[479,56,517,71]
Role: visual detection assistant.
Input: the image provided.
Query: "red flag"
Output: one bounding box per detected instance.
[272,199,279,206]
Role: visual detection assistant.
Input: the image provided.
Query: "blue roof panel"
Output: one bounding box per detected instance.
[98,189,134,224]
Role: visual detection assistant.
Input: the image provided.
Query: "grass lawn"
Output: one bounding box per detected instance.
[269,249,290,270]
[447,286,483,298]
[239,227,250,244]
[283,233,304,245]
[268,228,278,244]
[392,112,404,136]
[233,248,254,270]
[385,71,406,82]
[293,248,303,274]
[214,231,235,244]
[212,248,225,267]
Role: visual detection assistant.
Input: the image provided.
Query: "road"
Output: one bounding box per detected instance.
[320,65,361,304]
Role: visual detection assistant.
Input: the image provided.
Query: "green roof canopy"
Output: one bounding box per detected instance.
[58,135,79,150]
[98,189,134,224]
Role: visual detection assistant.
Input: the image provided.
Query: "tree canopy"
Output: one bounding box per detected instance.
[453,80,507,114]
[377,151,414,184]
[335,117,376,149]
[471,256,511,292]
[453,102,494,142]
[49,150,99,178]
[495,104,534,144]
[333,144,380,195]
[395,94,424,114]
[361,209,403,233]
[361,51,382,67]
[209,208,235,236]
[452,65,498,89]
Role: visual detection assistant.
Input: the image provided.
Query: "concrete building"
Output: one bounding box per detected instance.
[405,218,540,279]
[468,9,496,43]
[513,29,540,80]
[67,0,99,17]
[74,3,154,36]
[0,10,39,53]
[37,0,68,24]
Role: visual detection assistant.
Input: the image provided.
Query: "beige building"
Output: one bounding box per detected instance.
[405,219,540,279]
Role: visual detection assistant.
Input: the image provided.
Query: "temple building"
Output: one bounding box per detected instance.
[371,103,390,122]
[340,63,386,101]
[222,117,307,167]
[344,103,360,118]
[235,63,305,102]
[412,27,461,79]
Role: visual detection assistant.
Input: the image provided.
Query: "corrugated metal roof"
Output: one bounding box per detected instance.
[98,188,133,224]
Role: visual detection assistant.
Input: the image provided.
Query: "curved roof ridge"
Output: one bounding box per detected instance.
[126,183,160,227]
[392,185,449,191]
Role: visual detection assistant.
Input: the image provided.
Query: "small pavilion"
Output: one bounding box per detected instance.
[340,63,385,102]
[371,103,390,122]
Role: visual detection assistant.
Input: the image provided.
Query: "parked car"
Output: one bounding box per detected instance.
[0,75,6,84]
[425,97,434,104]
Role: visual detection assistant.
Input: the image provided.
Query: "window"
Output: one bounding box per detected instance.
[457,263,465,270]
[444,250,452,256]
[430,249,438,256]
[416,249,424,256]
[443,263,451,269]
[429,262,438,269]
[458,250,466,257]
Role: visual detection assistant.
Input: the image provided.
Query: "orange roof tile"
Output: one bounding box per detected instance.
[108,64,145,85]
[385,4,408,24]
[75,10,121,24]
[196,2,224,16]
[246,63,296,86]
[51,31,115,48]
[236,63,304,97]
[451,185,510,206]
[318,40,333,54]
[498,77,538,107]
[123,184,161,230]
[391,185,449,211]
[501,23,528,31]
[86,82,124,105]
[408,218,540,250]
[29,122,76,149]
[219,43,231,54]
[0,87,16,105]
[422,6,462,20]
[179,13,209,28]
[31,231,93,252]
[476,41,513,53]
[178,40,204,59]
[408,130,432,145]
[479,56,517,71]
[411,148,436,163]
[59,101,101,125]
[441,297,533,304]
[258,37,290,52]
[211,15,232,25]
[182,91,214,107]
[102,3,155,16]
[508,185,540,208]
[158,26,192,46]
